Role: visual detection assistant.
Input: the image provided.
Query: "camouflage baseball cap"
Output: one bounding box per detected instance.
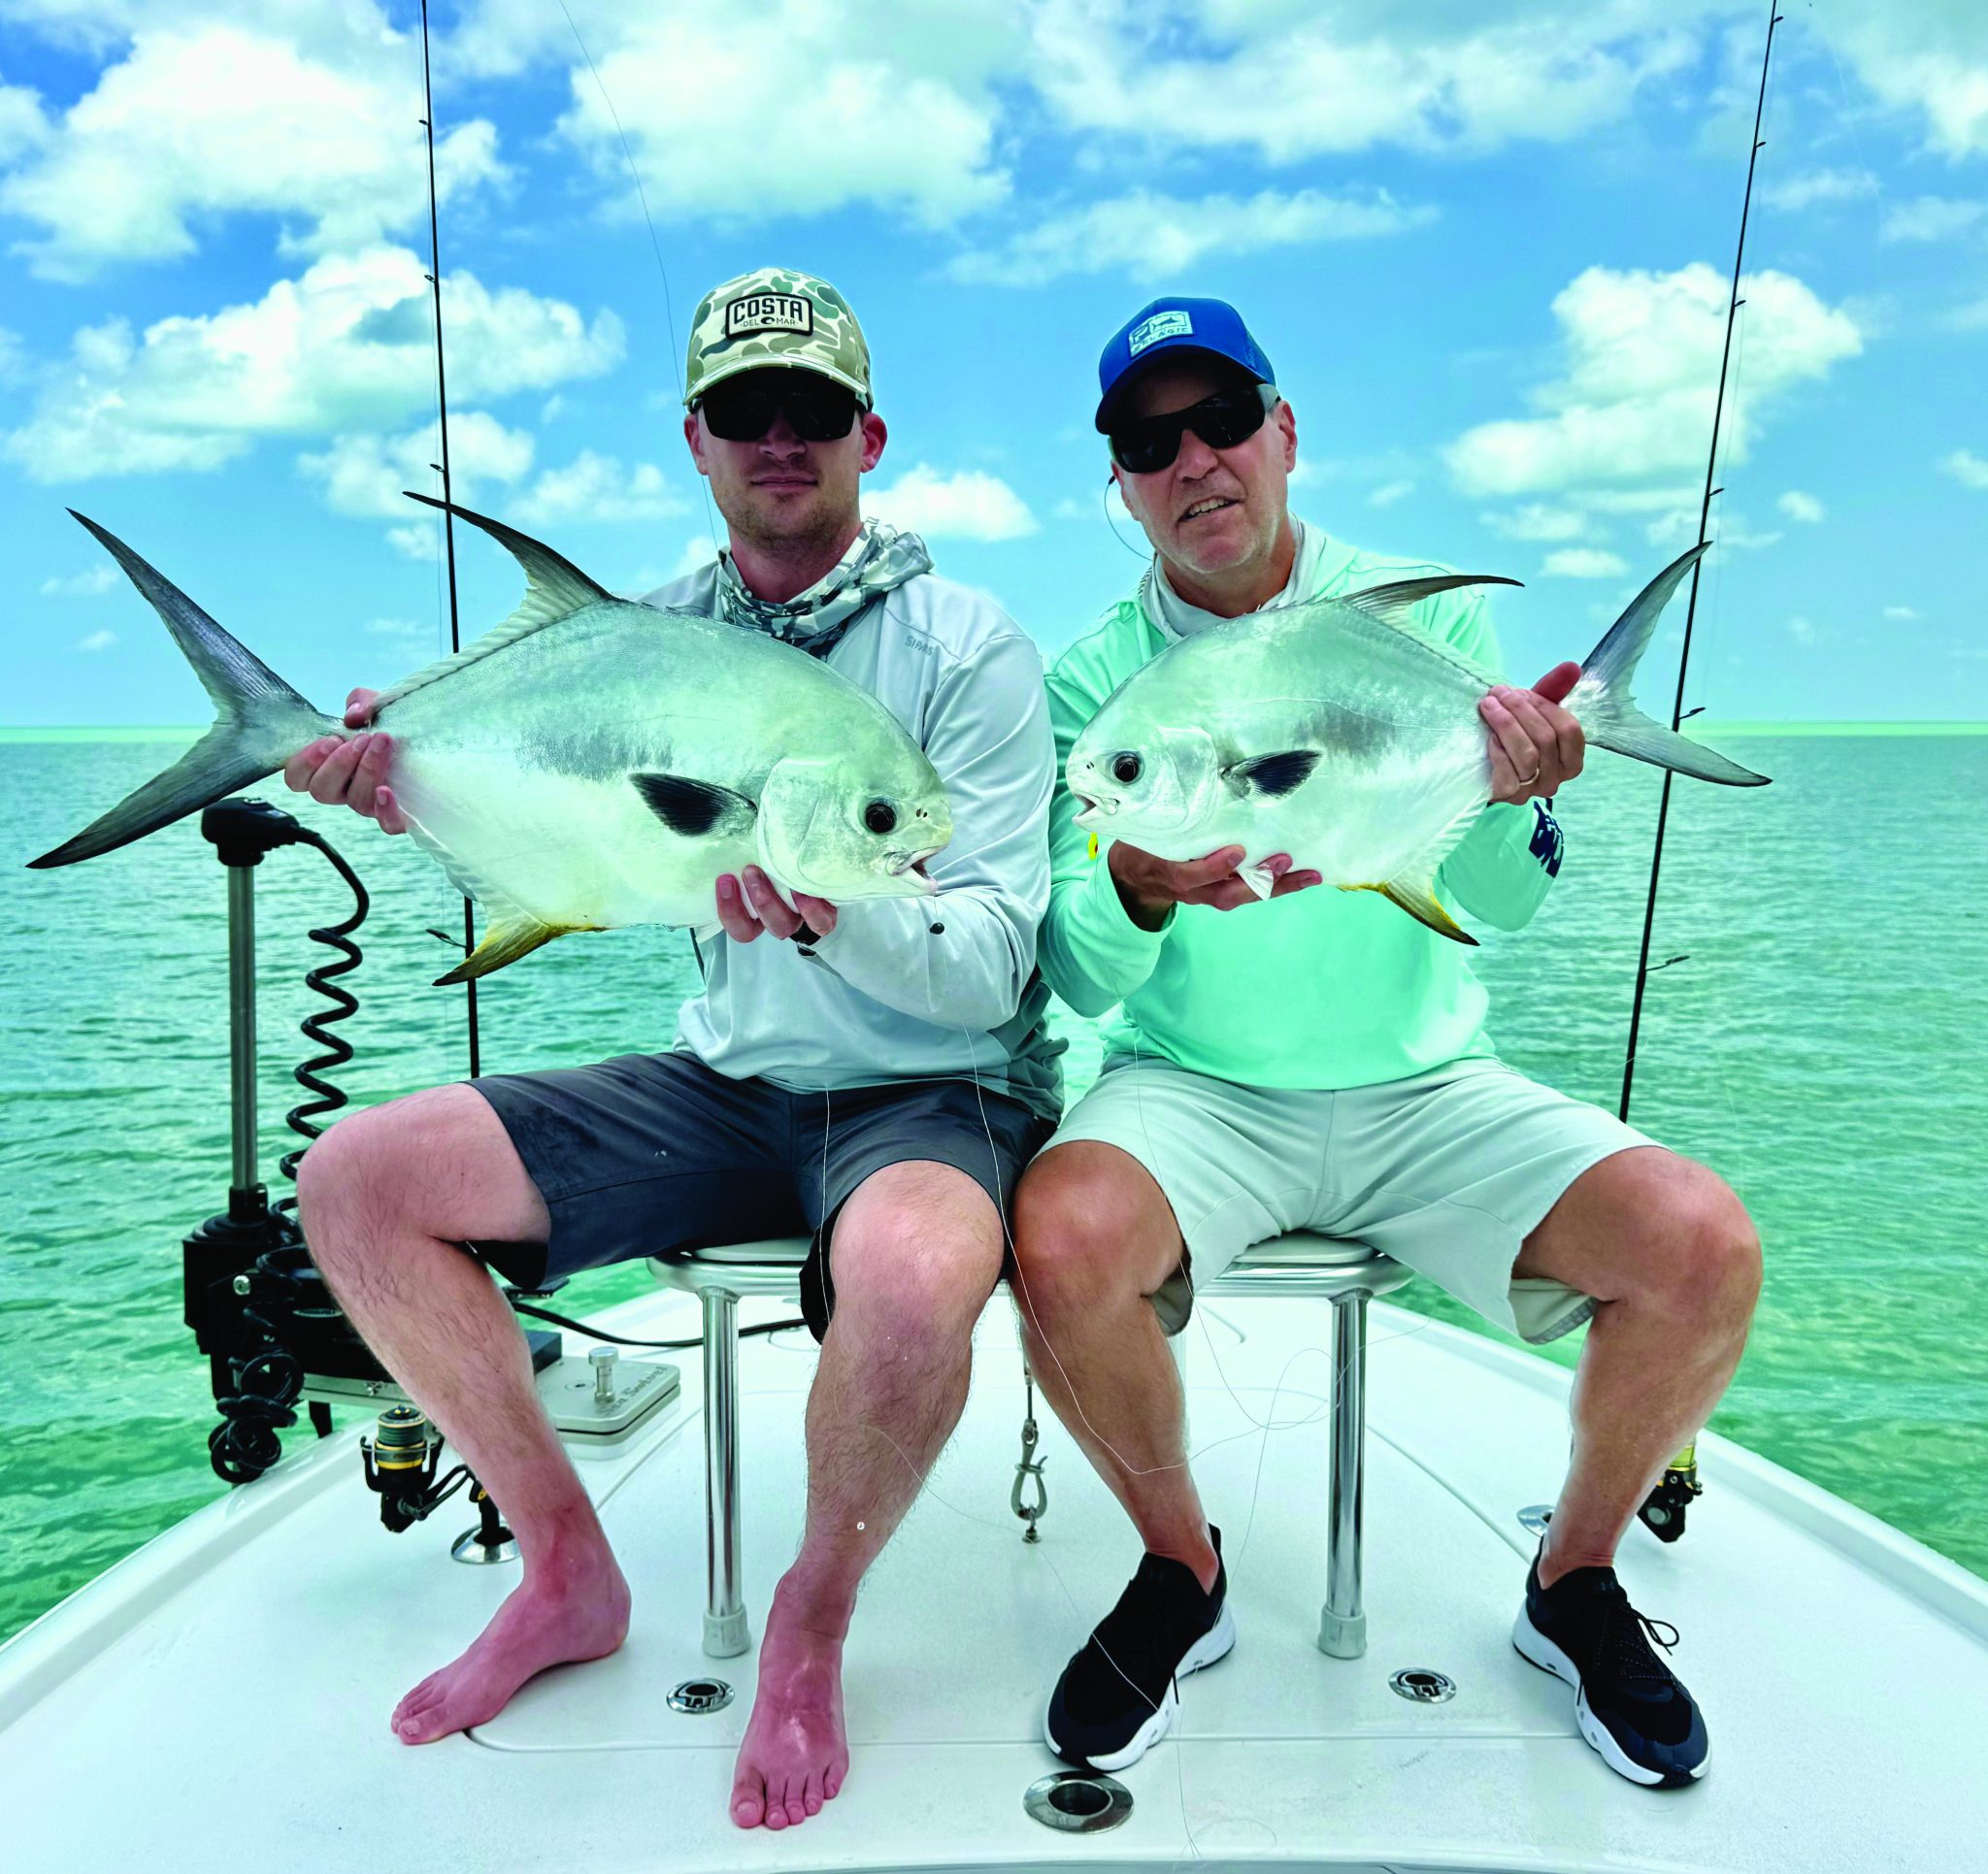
[683,266,873,409]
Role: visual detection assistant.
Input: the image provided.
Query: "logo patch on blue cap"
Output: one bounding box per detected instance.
[1128,309,1193,356]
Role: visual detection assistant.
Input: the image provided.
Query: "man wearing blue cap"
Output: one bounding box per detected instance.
[1010,298,1759,1790]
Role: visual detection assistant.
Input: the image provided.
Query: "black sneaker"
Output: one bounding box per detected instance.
[1044,1528,1235,1771]
[1512,1552,1709,1788]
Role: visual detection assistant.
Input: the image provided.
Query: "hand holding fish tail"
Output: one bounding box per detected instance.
[1109,842,1323,930]
[716,865,839,945]
[281,687,409,834]
[1480,661,1584,805]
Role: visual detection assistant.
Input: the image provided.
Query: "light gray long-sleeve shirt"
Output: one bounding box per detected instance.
[640,561,1064,1122]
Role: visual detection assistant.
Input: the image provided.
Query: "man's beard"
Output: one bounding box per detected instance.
[728,486,857,562]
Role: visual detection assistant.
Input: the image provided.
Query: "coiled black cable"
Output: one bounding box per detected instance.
[275,827,368,1207]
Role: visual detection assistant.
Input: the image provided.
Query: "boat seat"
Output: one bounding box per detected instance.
[647,1231,1409,1660]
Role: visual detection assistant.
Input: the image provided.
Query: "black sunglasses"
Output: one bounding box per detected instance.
[1108,382,1277,475]
[698,370,861,444]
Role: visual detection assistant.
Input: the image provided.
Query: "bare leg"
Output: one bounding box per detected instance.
[297,1085,630,1743]
[1008,1143,1218,1594]
[1512,1147,1762,1588]
[730,1162,1003,1831]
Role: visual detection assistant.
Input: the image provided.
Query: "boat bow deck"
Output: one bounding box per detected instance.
[3,1290,1982,1871]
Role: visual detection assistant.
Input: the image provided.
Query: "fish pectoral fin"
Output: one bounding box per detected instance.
[1221,749,1321,797]
[630,773,758,838]
[1238,859,1279,901]
[435,915,598,985]
[1341,878,1477,946]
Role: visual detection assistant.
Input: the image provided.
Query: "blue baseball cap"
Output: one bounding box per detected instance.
[1094,296,1276,432]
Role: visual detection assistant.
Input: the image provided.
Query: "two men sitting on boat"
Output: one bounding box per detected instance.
[285,272,1760,1816]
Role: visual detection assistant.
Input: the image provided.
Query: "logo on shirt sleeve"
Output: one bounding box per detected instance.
[1529,801,1565,877]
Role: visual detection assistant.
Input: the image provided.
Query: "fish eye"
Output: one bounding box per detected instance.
[1110,752,1143,785]
[864,799,898,836]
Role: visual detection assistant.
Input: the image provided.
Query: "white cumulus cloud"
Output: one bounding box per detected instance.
[1443,262,1862,499]
[74,628,118,652]
[1483,503,1589,541]
[4,247,623,482]
[1029,0,1697,162]
[0,23,506,280]
[950,186,1433,286]
[40,565,119,596]
[1883,605,1921,621]
[553,3,1011,226]
[510,450,685,526]
[299,411,536,519]
[865,465,1036,541]
[1880,195,1985,243]
[1778,490,1825,524]
[1942,448,1988,489]
[1763,168,1878,212]
[1369,478,1415,508]
[1541,547,1628,578]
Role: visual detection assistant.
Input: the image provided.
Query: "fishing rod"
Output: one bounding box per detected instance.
[1617,0,1781,1126]
[418,0,480,1078]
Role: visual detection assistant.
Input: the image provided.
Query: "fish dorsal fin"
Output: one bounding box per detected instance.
[370,496,615,712]
[1334,573,1521,687]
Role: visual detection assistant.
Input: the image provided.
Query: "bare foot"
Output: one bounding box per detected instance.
[731,1581,851,1829]
[391,1548,631,1745]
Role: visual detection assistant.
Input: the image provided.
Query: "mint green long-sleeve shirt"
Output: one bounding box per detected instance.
[1040,529,1564,1090]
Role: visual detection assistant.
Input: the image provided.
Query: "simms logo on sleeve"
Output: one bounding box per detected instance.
[1128,309,1192,355]
[725,293,812,338]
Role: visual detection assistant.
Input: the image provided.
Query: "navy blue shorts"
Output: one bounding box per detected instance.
[465,1051,1054,1340]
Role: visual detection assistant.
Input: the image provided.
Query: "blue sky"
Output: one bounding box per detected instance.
[3,0,1984,726]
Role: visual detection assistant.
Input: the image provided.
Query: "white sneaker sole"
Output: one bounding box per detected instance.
[1512,1608,1708,1788]
[1044,1601,1238,1774]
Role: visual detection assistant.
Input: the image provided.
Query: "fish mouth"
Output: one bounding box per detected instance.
[888,844,945,893]
[1072,792,1114,826]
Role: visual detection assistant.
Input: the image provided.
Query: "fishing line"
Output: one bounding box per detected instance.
[1104,474,1152,560]
[553,0,721,552]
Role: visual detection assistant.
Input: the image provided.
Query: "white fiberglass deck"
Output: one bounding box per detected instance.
[4,1289,1984,1872]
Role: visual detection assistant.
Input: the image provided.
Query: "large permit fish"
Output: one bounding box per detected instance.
[1067,542,1767,943]
[31,499,952,980]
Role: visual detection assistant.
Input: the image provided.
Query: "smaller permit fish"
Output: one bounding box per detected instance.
[30,499,952,980]
[1067,542,1767,944]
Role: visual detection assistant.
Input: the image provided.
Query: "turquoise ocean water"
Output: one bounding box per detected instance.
[3,729,1985,1644]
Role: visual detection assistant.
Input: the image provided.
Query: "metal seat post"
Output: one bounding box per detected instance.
[1317,1280,1372,1659]
[702,1285,749,1658]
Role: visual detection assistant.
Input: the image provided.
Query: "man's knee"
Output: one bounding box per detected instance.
[1646,1164,1762,1321]
[297,1084,539,1271]
[1011,1144,1163,1310]
[830,1167,1003,1343]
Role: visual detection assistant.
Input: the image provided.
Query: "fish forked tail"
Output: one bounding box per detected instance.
[1567,542,1770,787]
[27,512,338,869]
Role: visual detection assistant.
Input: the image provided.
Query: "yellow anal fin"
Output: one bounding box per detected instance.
[434,916,599,985]
[1340,879,1477,946]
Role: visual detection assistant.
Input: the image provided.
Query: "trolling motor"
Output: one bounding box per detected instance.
[182,797,562,1491]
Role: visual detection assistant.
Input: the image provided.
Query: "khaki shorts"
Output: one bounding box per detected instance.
[1040,1054,1660,1344]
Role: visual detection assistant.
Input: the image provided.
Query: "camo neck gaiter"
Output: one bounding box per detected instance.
[713,519,933,659]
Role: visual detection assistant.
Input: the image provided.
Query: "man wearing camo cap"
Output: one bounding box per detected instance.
[284,267,1060,1830]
